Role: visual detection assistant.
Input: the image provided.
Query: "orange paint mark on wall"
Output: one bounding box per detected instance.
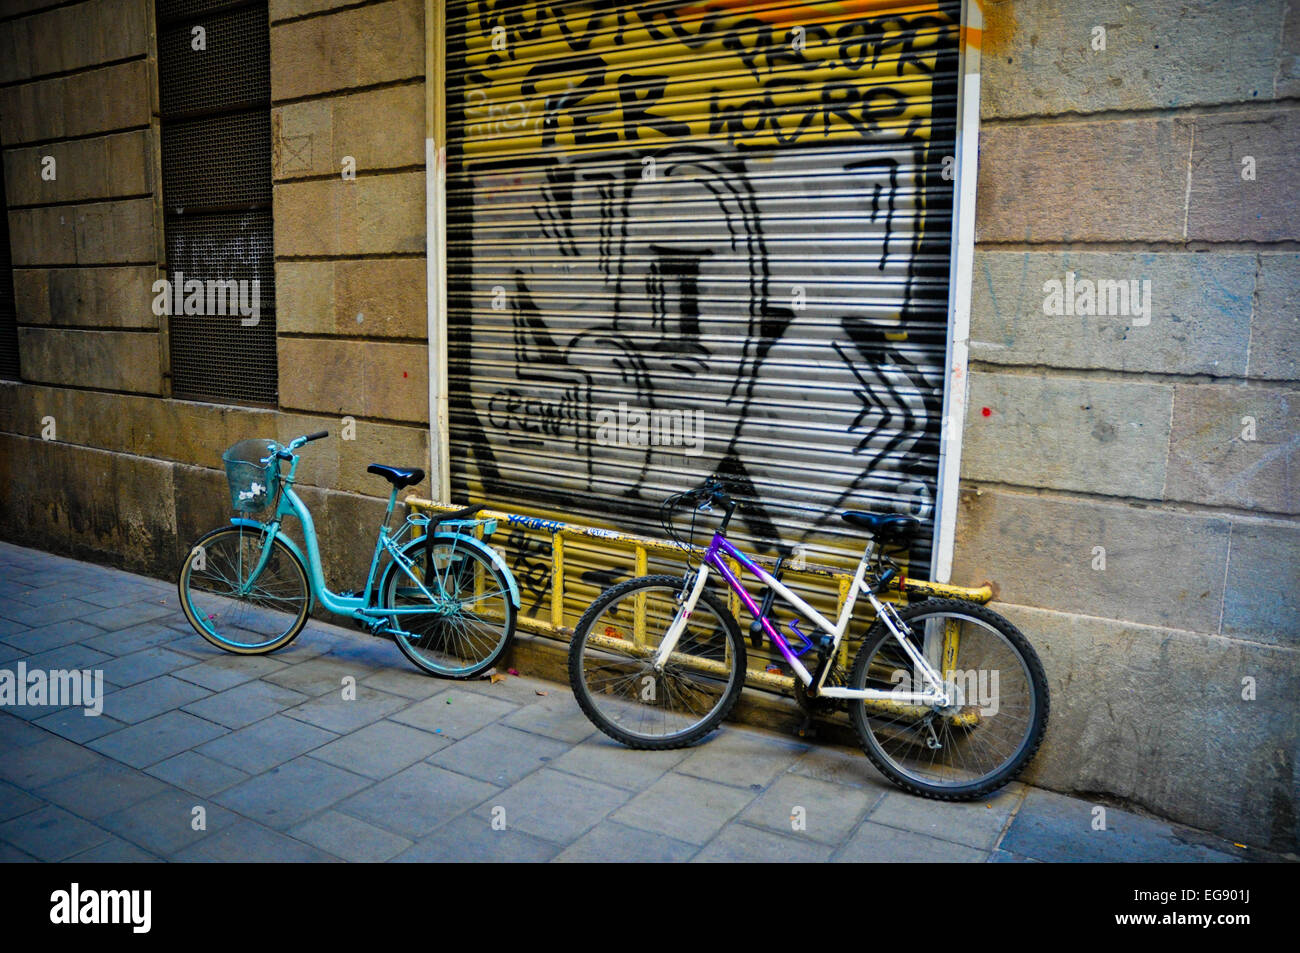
[976,0,1016,57]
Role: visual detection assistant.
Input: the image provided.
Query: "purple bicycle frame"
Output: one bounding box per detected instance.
[702,533,808,670]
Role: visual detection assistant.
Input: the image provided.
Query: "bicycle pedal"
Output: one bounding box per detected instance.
[796,716,818,740]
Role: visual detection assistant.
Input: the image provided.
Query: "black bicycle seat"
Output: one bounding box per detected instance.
[366,464,425,489]
[841,511,920,543]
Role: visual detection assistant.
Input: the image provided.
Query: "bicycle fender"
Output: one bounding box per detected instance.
[405,532,521,608]
[226,517,311,573]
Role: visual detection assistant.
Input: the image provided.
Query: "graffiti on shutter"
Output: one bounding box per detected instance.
[446,1,960,617]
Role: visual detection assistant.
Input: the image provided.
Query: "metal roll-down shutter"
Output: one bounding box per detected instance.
[445,0,961,577]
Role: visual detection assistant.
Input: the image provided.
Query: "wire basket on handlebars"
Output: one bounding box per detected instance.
[222,439,280,513]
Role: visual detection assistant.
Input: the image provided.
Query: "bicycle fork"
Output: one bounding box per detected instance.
[235,523,281,597]
[649,566,712,672]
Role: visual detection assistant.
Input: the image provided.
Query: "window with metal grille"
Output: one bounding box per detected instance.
[156,0,276,404]
[0,145,19,381]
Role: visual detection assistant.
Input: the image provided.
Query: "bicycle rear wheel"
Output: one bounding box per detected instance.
[847,598,1048,800]
[380,535,516,678]
[568,574,746,749]
[178,525,310,653]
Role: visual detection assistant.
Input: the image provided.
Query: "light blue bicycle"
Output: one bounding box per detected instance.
[177,430,520,678]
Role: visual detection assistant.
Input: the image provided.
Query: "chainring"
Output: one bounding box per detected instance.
[794,665,847,715]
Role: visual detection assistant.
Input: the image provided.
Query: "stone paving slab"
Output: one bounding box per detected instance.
[0,540,1281,863]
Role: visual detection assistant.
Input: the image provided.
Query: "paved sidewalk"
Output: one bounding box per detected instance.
[0,541,1262,862]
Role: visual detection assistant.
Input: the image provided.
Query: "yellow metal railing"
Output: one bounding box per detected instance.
[405,497,992,696]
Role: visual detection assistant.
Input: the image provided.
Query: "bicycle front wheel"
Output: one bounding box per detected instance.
[847,598,1049,801]
[178,525,311,653]
[380,535,516,678]
[568,574,746,749]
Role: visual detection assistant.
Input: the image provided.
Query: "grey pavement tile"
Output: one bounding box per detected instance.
[194,714,337,776]
[33,708,127,744]
[0,805,112,860]
[0,735,105,788]
[0,580,35,602]
[68,835,162,862]
[0,640,27,664]
[472,768,631,845]
[0,841,39,861]
[290,810,413,863]
[549,735,690,792]
[693,823,834,863]
[611,773,757,846]
[173,820,340,863]
[0,779,44,823]
[0,598,103,627]
[89,710,229,769]
[313,719,449,779]
[789,743,894,791]
[181,679,311,730]
[11,581,108,605]
[988,848,1043,863]
[833,821,988,863]
[78,586,170,609]
[305,634,392,670]
[553,820,698,863]
[390,689,517,740]
[83,622,187,657]
[674,725,810,791]
[97,646,195,688]
[502,693,598,744]
[101,675,213,725]
[171,653,289,690]
[0,619,103,653]
[739,773,877,847]
[359,666,450,700]
[19,643,114,677]
[166,635,237,661]
[258,632,344,663]
[394,811,560,863]
[867,786,1023,852]
[282,685,409,734]
[264,655,378,697]
[0,712,50,752]
[0,616,33,639]
[453,671,560,706]
[428,724,566,787]
[214,756,372,831]
[146,751,251,798]
[998,789,1240,863]
[83,601,177,631]
[338,762,500,841]
[99,788,240,857]
[36,760,169,820]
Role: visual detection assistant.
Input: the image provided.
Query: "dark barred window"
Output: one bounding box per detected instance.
[156,0,276,404]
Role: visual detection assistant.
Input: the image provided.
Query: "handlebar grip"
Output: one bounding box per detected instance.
[304,430,329,442]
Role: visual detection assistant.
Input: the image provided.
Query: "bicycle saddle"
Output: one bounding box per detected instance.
[840,511,920,543]
[367,464,425,489]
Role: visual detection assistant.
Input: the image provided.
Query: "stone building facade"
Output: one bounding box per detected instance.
[0,0,1295,850]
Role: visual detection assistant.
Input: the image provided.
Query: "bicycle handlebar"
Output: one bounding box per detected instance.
[264,431,330,464]
[679,477,734,511]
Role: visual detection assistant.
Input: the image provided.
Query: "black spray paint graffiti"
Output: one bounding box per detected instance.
[448,2,958,564]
